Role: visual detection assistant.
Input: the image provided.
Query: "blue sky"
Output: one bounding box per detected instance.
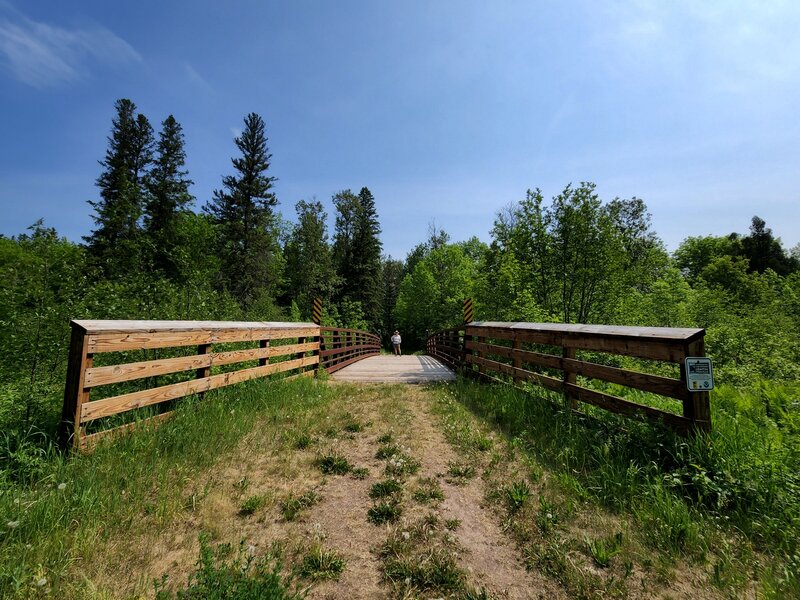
[1,1,798,259]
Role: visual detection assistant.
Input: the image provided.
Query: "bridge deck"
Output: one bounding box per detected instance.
[330,355,456,384]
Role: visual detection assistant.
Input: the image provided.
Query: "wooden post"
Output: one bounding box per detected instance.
[476,335,485,378]
[512,336,522,385]
[563,344,577,410]
[59,322,91,450]
[312,331,321,375]
[682,338,712,433]
[259,339,269,367]
[296,336,306,375]
[196,343,211,399]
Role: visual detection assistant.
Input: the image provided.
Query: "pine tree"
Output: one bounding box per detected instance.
[144,115,194,279]
[351,187,384,330]
[205,113,279,306]
[332,189,359,288]
[284,199,336,314]
[85,98,153,277]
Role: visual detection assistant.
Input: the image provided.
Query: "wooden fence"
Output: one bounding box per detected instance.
[60,320,377,451]
[427,322,711,435]
[426,327,464,370]
[319,327,381,373]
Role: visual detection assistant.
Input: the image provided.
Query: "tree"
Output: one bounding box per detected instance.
[673,235,739,283]
[332,189,359,287]
[394,243,478,348]
[381,256,405,339]
[740,216,798,275]
[350,187,384,330]
[85,98,153,277]
[486,183,664,324]
[205,113,280,306]
[144,115,194,279]
[332,187,384,331]
[284,199,336,315]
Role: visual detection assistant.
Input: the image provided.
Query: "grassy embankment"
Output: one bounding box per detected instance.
[431,377,800,598]
[1,373,798,598]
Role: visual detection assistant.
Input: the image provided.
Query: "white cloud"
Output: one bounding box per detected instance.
[0,10,140,88]
[184,63,212,91]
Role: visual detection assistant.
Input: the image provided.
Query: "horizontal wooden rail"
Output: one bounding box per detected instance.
[427,321,711,435]
[426,328,465,370]
[319,327,381,373]
[60,320,381,451]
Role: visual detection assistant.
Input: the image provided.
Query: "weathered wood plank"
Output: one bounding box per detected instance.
[565,384,691,434]
[319,343,380,358]
[469,321,704,342]
[562,358,687,401]
[466,355,563,392]
[466,341,562,370]
[84,342,319,388]
[87,327,319,353]
[80,356,318,421]
[74,320,317,333]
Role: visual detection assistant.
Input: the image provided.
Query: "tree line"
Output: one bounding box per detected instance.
[1,99,799,437]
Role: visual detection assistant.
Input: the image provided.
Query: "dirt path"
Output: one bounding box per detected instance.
[305,385,561,600]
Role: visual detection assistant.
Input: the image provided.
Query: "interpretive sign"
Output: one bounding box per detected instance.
[685,357,714,391]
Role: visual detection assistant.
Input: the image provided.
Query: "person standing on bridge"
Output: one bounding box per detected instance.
[391,330,402,356]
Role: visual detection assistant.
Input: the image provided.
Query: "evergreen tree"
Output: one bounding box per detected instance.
[85,99,153,276]
[331,187,384,331]
[332,189,359,287]
[284,199,336,314]
[740,216,798,275]
[205,113,279,306]
[144,115,194,279]
[350,187,384,330]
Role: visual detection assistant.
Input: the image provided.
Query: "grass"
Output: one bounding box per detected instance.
[317,452,352,475]
[378,514,471,597]
[280,491,319,522]
[412,477,444,504]
[369,479,403,500]
[0,377,339,597]
[504,480,531,513]
[431,377,800,597]
[298,544,346,581]
[585,532,623,568]
[239,494,267,516]
[154,534,302,599]
[367,501,403,525]
[446,461,476,484]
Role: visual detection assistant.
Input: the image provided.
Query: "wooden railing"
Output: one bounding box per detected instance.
[427,322,711,435]
[426,327,464,370]
[319,327,381,373]
[60,320,377,451]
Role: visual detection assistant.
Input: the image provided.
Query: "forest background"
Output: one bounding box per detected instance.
[1,98,799,445]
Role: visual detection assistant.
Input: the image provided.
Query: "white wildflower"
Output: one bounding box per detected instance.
[36,578,47,587]
[402,531,410,540]
[57,483,67,491]
[7,521,19,529]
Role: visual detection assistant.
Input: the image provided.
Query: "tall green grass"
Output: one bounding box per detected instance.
[0,377,334,598]
[433,377,800,594]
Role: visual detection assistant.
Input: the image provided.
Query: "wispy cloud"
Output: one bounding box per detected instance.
[600,0,800,94]
[184,63,212,91]
[0,9,140,88]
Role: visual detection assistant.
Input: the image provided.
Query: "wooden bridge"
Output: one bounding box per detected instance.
[331,355,456,384]
[59,318,710,451]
